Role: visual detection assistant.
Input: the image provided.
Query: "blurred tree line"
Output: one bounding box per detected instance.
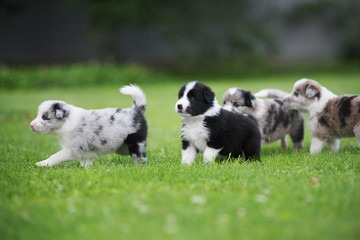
[80,0,360,63]
[288,0,360,60]
[81,0,276,63]
[1,0,359,64]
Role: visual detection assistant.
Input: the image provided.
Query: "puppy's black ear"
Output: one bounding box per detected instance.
[53,103,69,119]
[203,88,215,104]
[244,91,256,108]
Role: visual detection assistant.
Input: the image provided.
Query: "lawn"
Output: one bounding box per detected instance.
[0,64,360,240]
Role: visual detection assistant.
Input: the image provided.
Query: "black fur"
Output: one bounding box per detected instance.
[338,95,357,127]
[182,139,190,150]
[204,109,261,161]
[319,116,329,128]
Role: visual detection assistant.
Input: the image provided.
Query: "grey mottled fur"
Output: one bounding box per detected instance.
[223,87,304,150]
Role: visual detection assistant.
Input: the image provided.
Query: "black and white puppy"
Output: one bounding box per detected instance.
[175,81,261,165]
[284,78,360,154]
[30,85,147,167]
[222,87,304,150]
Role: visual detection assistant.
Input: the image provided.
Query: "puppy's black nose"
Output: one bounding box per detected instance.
[177,104,183,110]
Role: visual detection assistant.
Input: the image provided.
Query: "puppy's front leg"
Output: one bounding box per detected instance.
[36,149,74,167]
[203,147,221,164]
[310,137,325,154]
[182,141,197,165]
[79,159,93,167]
[354,124,360,148]
[280,136,287,149]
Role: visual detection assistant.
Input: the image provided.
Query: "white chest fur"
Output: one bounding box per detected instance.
[181,116,209,152]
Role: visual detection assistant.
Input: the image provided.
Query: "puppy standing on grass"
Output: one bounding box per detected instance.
[222,88,304,150]
[30,85,147,167]
[175,81,261,165]
[284,78,360,154]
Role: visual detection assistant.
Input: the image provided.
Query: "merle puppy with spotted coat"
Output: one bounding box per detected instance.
[30,85,147,167]
[284,78,360,154]
[222,87,304,150]
[175,81,261,165]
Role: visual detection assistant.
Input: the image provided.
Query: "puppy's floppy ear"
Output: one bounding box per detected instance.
[244,91,256,108]
[203,88,215,104]
[53,103,69,119]
[305,84,320,99]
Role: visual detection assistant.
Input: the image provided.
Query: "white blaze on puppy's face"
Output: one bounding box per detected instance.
[30,100,69,134]
[175,81,196,116]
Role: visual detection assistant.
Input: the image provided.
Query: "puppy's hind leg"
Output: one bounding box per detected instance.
[128,140,147,164]
[354,124,360,148]
[36,149,74,167]
[243,137,261,162]
[290,122,304,151]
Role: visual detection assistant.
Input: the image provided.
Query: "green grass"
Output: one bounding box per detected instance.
[1,65,360,240]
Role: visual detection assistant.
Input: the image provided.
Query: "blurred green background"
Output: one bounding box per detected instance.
[1,1,360,240]
[1,0,360,67]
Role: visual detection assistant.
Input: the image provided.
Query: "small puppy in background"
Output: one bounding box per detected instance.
[223,87,304,150]
[175,81,261,165]
[30,85,147,167]
[284,78,360,154]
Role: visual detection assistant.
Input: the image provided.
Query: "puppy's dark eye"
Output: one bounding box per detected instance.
[189,95,196,101]
[233,102,240,107]
[42,114,50,120]
[294,90,300,97]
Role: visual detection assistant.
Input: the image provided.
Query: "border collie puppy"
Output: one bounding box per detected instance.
[30,85,147,167]
[175,81,261,165]
[222,87,304,150]
[284,78,360,154]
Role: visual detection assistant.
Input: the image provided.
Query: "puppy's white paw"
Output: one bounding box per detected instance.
[35,160,50,167]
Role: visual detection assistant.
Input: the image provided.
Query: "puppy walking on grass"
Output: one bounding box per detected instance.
[284,78,360,154]
[30,85,148,167]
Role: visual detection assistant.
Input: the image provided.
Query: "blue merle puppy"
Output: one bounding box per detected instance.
[30,85,147,167]
[223,87,304,150]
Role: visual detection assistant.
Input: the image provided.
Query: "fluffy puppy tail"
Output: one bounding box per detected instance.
[120,85,146,113]
[254,89,289,98]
